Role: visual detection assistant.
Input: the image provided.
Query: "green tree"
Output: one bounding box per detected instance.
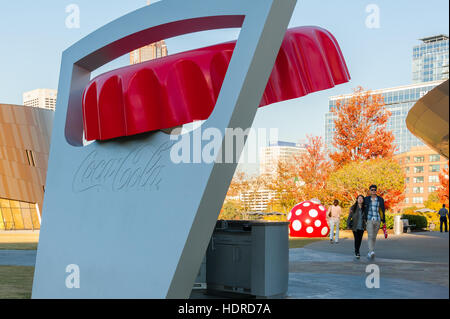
[424,192,442,212]
[218,201,242,220]
[327,158,405,210]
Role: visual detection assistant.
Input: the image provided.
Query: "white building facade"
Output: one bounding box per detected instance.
[23,89,57,111]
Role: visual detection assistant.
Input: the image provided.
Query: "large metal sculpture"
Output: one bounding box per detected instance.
[32,0,349,298]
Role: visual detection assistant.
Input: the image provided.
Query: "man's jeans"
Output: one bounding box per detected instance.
[366,220,381,253]
[329,218,340,242]
[440,217,448,232]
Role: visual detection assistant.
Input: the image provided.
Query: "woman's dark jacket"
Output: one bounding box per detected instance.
[347,205,367,231]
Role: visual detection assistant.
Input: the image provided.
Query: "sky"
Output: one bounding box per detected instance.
[0,0,448,174]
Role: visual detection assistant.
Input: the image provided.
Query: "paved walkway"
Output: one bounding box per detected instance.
[288,231,449,298]
[0,250,36,266]
[1,231,448,299]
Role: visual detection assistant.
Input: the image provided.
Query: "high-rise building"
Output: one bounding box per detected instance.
[23,88,57,111]
[259,140,307,177]
[325,80,444,155]
[129,0,168,64]
[393,145,448,212]
[239,189,277,213]
[130,41,168,64]
[412,35,449,83]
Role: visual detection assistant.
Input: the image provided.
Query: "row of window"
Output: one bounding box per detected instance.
[0,198,40,230]
[406,186,438,194]
[404,197,424,204]
[400,154,441,163]
[413,41,448,50]
[405,165,441,173]
[406,175,440,183]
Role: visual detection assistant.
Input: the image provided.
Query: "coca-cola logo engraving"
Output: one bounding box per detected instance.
[72,141,172,193]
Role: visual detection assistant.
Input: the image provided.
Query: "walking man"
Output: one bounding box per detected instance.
[363,185,386,260]
[438,204,449,232]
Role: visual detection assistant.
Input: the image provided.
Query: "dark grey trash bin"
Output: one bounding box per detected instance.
[205,220,289,298]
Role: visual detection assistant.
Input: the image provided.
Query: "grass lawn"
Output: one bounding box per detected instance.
[0,243,38,250]
[0,231,39,250]
[289,237,327,248]
[0,266,34,299]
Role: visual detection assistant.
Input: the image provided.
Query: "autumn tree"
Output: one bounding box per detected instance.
[327,158,405,210]
[330,86,397,168]
[220,170,269,219]
[267,135,332,211]
[266,159,302,213]
[437,162,449,206]
[424,192,443,212]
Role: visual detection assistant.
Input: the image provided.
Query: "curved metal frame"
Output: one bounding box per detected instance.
[33,0,296,298]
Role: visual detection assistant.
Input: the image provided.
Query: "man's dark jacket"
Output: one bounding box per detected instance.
[363,195,386,223]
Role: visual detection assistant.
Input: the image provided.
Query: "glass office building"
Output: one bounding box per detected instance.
[324,80,445,155]
[412,35,449,83]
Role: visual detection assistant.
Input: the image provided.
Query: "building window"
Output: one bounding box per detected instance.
[429,164,440,172]
[413,176,424,183]
[429,175,439,183]
[0,198,40,230]
[405,167,410,173]
[405,177,410,183]
[414,156,425,163]
[428,186,437,193]
[412,197,424,204]
[405,156,410,164]
[414,166,424,173]
[25,150,36,167]
[412,187,424,194]
[404,197,409,204]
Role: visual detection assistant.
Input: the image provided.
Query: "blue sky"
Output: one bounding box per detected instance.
[0,0,448,173]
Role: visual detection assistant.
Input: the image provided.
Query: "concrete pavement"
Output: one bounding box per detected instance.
[1,231,448,298]
[287,231,449,298]
[0,250,36,266]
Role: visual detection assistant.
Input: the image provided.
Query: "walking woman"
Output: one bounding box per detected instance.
[327,199,342,243]
[347,195,367,259]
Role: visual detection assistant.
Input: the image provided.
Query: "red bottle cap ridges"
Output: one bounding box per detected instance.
[82,26,350,141]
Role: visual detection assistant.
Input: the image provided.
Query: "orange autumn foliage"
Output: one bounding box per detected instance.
[330,86,397,168]
[438,163,449,206]
[267,135,332,210]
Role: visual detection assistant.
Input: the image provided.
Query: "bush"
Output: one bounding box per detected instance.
[384,213,394,229]
[339,214,349,230]
[401,214,428,230]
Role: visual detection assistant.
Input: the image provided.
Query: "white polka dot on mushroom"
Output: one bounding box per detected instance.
[303,202,310,207]
[319,205,325,211]
[321,227,328,235]
[287,212,292,220]
[308,209,318,218]
[314,220,321,227]
[306,227,313,233]
[295,209,302,215]
[292,220,302,231]
[305,219,311,224]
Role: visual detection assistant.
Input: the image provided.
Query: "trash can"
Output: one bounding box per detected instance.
[205,220,289,298]
[394,215,402,235]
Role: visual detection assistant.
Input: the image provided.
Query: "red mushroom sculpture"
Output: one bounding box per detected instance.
[288,199,330,238]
